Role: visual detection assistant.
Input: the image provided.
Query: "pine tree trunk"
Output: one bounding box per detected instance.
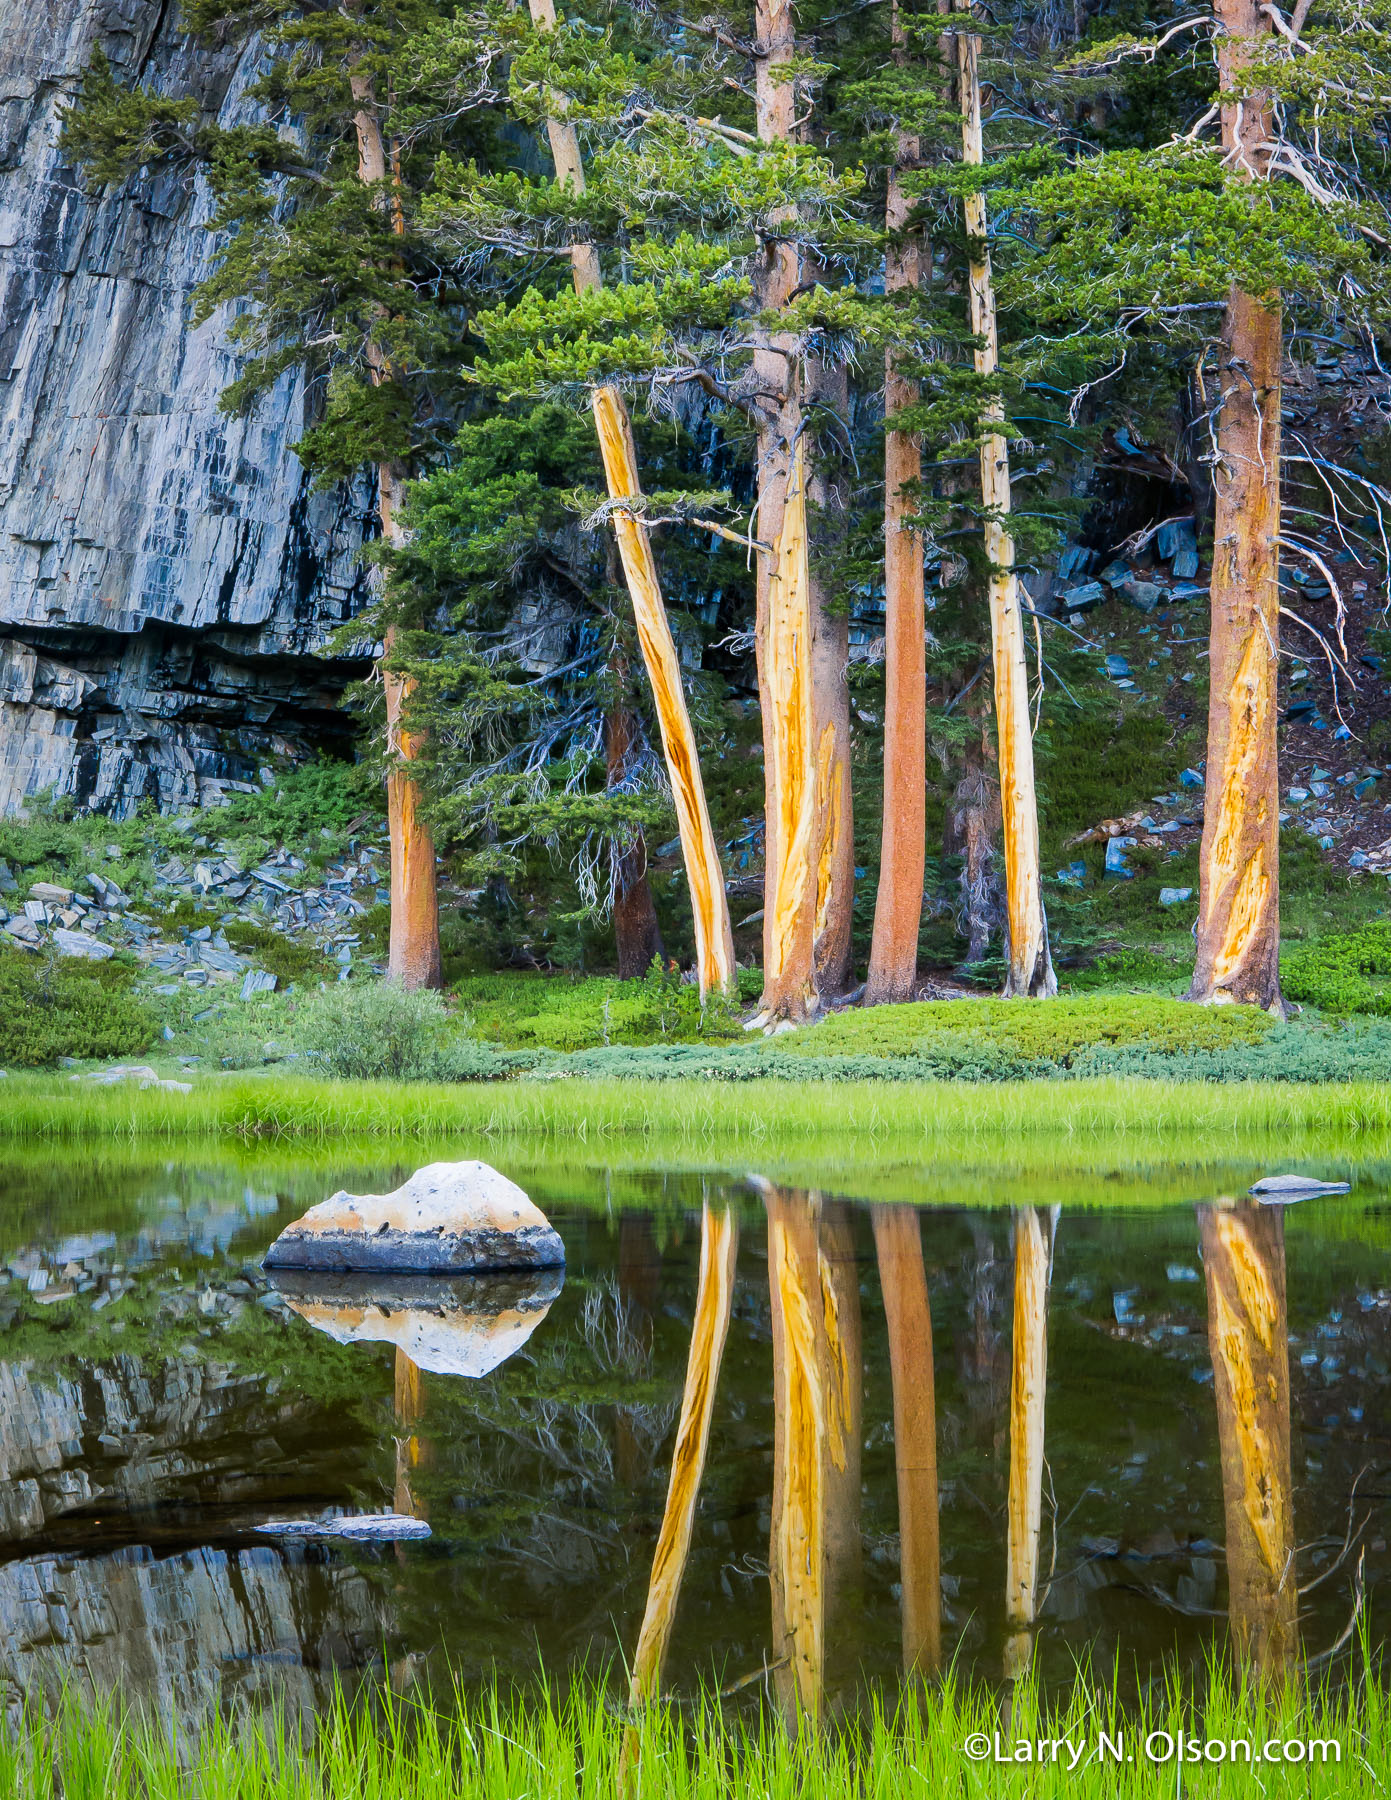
[1198,1202,1297,1683]
[807,358,855,998]
[626,1203,738,1706]
[872,1205,941,1675]
[1004,1206,1051,1680]
[764,1186,862,1722]
[944,677,1002,963]
[526,0,735,1002]
[866,8,927,1006]
[605,702,664,978]
[750,0,821,1025]
[349,77,442,990]
[955,16,1054,998]
[1188,0,1283,1012]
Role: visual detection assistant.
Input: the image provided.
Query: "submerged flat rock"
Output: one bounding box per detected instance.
[262,1161,565,1274]
[1249,1172,1351,1200]
[255,1514,431,1541]
[266,1267,563,1377]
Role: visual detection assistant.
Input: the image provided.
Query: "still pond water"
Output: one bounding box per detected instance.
[0,1147,1386,1728]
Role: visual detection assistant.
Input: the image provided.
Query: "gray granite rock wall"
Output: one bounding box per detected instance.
[0,0,376,817]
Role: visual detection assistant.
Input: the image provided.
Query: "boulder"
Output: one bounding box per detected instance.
[1249,1173,1351,1200]
[266,1267,563,1377]
[263,1161,565,1274]
[255,1514,431,1541]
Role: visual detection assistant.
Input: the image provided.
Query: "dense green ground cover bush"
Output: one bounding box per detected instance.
[0,948,154,1066]
[1283,919,1391,1015]
[454,963,763,1050]
[780,995,1275,1063]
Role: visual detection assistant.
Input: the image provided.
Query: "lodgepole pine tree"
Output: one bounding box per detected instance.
[866,0,929,1005]
[1185,0,1283,1011]
[349,64,441,989]
[954,1,1055,997]
[62,2,464,987]
[520,0,735,1000]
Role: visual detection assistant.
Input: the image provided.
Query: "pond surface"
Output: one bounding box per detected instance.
[0,1147,1386,1730]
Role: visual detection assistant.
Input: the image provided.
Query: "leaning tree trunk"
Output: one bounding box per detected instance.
[1004,1206,1051,1681]
[1199,1200,1298,1686]
[748,0,821,1026]
[349,74,442,990]
[954,13,1054,997]
[872,1205,942,1675]
[627,1203,739,1706]
[867,2,927,1006]
[526,0,735,1002]
[1187,0,1283,1012]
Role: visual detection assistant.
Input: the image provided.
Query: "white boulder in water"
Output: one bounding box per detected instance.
[1249,1172,1350,1201]
[263,1161,564,1274]
[266,1268,562,1377]
[255,1513,431,1541]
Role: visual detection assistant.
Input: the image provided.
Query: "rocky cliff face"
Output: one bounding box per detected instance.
[0,0,375,819]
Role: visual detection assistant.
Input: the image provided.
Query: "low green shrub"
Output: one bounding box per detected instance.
[294,981,480,1081]
[0,948,155,1066]
[1065,947,1192,991]
[457,961,759,1050]
[779,994,1274,1064]
[1283,919,1391,1014]
[221,921,330,986]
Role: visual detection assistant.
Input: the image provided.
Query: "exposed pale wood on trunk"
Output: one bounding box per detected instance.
[867,0,927,1005]
[1199,1201,1298,1684]
[872,1205,942,1674]
[526,0,735,1000]
[392,1347,429,1521]
[766,1189,827,1718]
[750,0,820,1025]
[1005,1206,1050,1679]
[808,360,855,998]
[1188,0,1283,1012]
[627,1203,739,1704]
[954,16,1054,998]
[764,1187,864,1722]
[760,441,819,1019]
[350,73,441,990]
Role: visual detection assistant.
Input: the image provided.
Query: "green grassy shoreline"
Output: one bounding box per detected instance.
[7,1673,1384,1799]
[10,1069,1391,1150]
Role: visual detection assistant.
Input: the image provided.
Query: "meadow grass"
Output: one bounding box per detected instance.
[9,1069,1391,1151]
[3,1670,1382,1799]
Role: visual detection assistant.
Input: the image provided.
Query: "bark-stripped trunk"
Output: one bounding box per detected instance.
[1187,0,1283,1012]
[392,1347,430,1521]
[872,1205,941,1675]
[1004,1206,1051,1680]
[764,1187,862,1721]
[867,4,927,1005]
[1199,1201,1297,1684]
[808,358,855,997]
[627,1203,739,1705]
[954,16,1054,998]
[526,0,735,1001]
[350,74,442,990]
[605,696,664,978]
[750,0,821,1025]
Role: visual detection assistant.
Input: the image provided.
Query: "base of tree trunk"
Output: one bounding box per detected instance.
[386,767,442,991]
[614,837,664,979]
